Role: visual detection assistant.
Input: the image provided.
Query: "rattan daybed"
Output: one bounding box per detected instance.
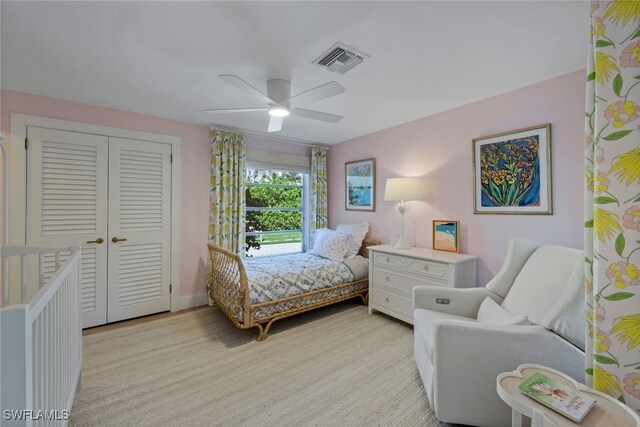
[208,239,378,341]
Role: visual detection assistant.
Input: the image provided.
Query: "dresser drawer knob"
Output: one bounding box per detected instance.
[424,265,429,271]
[385,276,390,282]
[386,258,390,263]
[385,297,390,303]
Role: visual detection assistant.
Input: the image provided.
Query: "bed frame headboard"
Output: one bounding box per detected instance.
[358,238,380,258]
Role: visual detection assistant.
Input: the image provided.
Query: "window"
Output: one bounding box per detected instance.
[245,169,309,257]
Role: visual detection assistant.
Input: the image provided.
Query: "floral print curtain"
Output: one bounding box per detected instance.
[209,130,246,253]
[585,0,640,410]
[310,147,328,239]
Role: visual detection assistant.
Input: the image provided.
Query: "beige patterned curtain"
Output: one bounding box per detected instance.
[310,147,328,237]
[209,130,246,253]
[585,0,640,410]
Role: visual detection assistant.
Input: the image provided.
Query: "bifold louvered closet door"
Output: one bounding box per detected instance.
[107,138,171,323]
[26,127,171,328]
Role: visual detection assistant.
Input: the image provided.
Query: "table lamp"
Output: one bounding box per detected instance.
[384,177,426,249]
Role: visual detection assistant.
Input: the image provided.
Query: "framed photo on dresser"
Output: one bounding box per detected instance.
[345,158,375,211]
[433,220,459,253]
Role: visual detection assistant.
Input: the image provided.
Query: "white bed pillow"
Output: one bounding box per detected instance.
[336,222,369,259]
[309,228,352,262]
[477,297,530,325]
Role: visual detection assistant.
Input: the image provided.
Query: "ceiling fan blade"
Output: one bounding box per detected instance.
[291,108,342,123]
[203,107,268,114]
[288,81,345,108]
[267,116,284,133]
[219,74,275,105]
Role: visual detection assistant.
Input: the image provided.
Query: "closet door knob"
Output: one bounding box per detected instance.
[86,238,104,244]
[112,237,128,243]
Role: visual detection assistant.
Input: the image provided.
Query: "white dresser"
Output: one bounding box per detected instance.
[368,245,478,324]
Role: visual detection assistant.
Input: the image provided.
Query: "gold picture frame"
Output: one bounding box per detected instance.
[472,124,552,215]
[433,220,459,253]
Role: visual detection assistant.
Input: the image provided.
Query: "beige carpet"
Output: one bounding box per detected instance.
[70,302,439,427]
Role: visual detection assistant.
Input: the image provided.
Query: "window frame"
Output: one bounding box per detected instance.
[244,169,309,257]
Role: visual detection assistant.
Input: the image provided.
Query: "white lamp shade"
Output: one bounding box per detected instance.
[384,177,426,201]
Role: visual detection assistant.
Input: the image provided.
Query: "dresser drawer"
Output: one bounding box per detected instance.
[373,252,406,270]
[372,288,413,320]
[374,268,442,295]
[406,257,449,280]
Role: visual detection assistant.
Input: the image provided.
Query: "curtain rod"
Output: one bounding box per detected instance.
[210,126,330,150]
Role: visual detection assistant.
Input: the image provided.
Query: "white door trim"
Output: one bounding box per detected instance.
[8,113,182,312]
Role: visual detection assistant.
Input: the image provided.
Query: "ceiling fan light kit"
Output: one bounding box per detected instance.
[205,74,345,133]
[268,106,290,117]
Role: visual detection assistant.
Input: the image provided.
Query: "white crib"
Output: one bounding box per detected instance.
[0,136,83,426]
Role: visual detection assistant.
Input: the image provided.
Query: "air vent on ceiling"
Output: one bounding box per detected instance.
[313,43,368,74]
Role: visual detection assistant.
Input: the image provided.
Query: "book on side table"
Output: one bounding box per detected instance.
[519,372,596,423]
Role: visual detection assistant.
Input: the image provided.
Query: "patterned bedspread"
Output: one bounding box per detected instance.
[245,253,363,304]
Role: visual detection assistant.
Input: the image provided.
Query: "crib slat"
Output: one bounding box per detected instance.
[47,304,52,416]
[62,280,68,409]
[32,316,37,413]
[54,291,59,418]
[40,315,45,416]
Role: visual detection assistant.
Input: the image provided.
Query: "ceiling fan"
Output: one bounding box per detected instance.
[204,75,345,132]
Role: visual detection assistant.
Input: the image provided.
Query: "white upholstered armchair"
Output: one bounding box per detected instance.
[413,238,585,427]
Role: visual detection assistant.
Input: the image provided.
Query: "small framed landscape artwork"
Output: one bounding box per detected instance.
[473,124,552,214]
[345,158,375,211]
[433,220,459,253]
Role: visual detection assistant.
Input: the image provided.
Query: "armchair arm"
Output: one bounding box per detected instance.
[412,286,502,318]
[431,320,585,426]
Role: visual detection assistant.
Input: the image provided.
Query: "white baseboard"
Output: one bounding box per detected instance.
[173,293,208,311]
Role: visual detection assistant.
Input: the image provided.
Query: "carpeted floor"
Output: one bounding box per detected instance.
[70,302,440,427]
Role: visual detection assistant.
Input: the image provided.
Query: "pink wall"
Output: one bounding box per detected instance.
[328,69,586,285]
[0,89,308,298]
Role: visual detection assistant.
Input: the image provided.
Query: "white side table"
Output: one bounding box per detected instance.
[497,364,640,427]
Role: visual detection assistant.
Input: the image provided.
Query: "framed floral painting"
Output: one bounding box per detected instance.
[345,158,375,211]
[473,124,552,214]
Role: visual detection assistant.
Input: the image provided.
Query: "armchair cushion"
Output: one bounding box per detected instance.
[552,287,586,351]
[414,308,475,359]
[501,245,584,328]
[476,297,530,325]
[485,238,541,298]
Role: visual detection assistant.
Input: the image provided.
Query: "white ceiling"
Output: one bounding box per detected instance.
[1,1,589,145]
